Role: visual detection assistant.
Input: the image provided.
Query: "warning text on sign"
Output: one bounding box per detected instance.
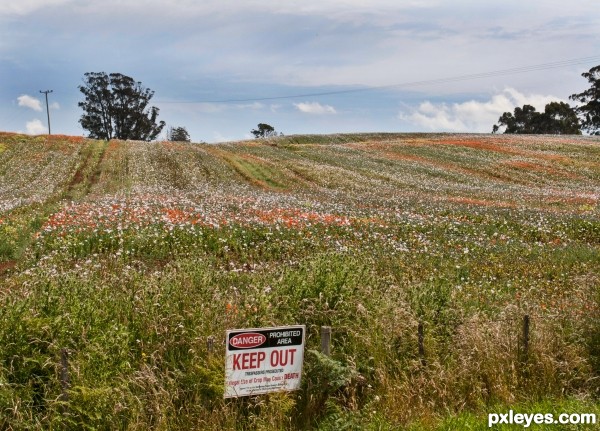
[224,325,305,398]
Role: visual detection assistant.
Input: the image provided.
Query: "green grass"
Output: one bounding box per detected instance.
[64,139,108,200]
[232,156,288,190]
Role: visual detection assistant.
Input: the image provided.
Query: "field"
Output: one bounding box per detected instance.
[0,131,599,430]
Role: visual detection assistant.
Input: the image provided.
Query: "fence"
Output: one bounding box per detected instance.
[55,313,538,416]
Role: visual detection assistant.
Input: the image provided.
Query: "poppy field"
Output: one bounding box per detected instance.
[0,132,599,430]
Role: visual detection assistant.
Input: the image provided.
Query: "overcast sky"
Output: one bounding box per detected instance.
[2,0,599,142]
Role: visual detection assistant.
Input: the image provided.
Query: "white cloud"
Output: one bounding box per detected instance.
[50,102,60,110]
[294,102,336,114]
[399,87,565,132]
[0,0,72,15]
[17,95,42,111]
[25,119,46,134]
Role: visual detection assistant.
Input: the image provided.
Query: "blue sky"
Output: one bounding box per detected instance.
[1,0,599,142]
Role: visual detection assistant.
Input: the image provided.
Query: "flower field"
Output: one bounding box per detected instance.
[0,132,599,430]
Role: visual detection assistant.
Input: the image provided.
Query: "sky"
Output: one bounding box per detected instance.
[1,0,599,142]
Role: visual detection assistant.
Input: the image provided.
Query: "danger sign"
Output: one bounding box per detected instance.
[225,325,305,398]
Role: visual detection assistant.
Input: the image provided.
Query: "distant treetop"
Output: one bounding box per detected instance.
[251,123,279,139]
[167,126,191,142]
[493,64,600,135]
[493,102,581,135]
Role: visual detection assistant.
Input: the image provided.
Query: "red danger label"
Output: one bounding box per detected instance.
[228,328,303,351]
[229,333,266,349]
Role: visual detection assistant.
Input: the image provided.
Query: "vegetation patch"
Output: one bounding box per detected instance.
[0,133,599,430]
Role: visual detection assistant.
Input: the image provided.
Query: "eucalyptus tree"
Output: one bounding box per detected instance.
[78,72,165,141]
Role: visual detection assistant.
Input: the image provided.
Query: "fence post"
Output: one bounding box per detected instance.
[321,326,331,356]
[207,336,215,356]
[59,348,70,414]
[522,314,530,361]
[418,322,426,366]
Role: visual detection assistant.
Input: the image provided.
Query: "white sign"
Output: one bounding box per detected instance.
[224,325,305,398]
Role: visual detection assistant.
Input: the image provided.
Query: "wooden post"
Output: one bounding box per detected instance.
[207,336,215,355]
[522,314,530,361]
[418,322,426,366]
[59,348,70,414]
[321,326,331,356]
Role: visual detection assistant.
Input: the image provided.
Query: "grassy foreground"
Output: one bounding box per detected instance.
[0,132,599,430]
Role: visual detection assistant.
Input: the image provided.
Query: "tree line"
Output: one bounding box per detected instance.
[492,65,600,135]
[77,71,282,142]
[76,66,600,141]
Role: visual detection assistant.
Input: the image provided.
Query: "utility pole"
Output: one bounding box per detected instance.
[39,90,53,135]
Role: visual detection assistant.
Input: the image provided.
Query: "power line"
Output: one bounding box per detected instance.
[156,55,600,105]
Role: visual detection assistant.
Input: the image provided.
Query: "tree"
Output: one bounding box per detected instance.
[78,72,165,141]
[251,123,278,138]
[570,65,600,135]
[540,101,581,134]
[167,126,191,142]
[493,102,580,134]
[496,104,539,134]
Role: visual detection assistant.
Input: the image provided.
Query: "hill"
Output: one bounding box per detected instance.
[1,132,599,430]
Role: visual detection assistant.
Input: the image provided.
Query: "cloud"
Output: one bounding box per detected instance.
[0,0,433,15]
[17,95,42,111]
[50,102,60,110]
[0,0,72,15]
[399,88,564,132]
[3,0,596,96]
[25,119,46,134]
[294,102,336,114]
